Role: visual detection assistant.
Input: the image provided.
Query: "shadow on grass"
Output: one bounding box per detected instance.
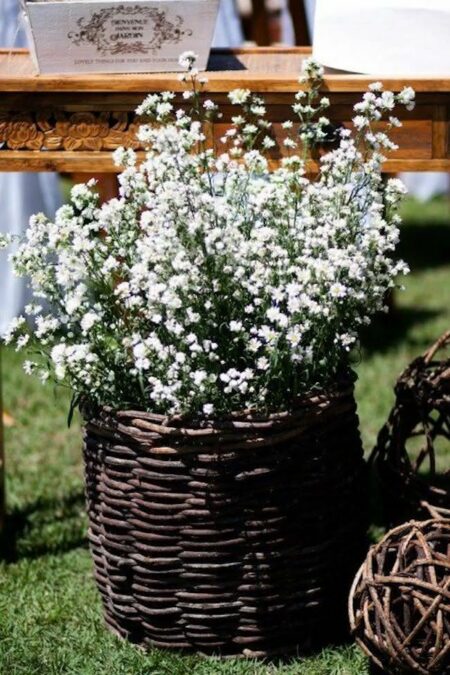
[1,489,88,563]
[398,222,450,272]
[359,306,441,356]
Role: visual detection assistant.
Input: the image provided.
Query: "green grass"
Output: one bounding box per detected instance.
[1,196,449,674]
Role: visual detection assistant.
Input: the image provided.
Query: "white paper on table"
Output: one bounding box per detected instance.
[313,0,450,75]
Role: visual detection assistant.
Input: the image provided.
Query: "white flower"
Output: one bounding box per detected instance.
[386,178,408,197]
[398,86,415,110]
[70,183,91,205]
[249,338,262,353]
[23,360,36,375]
[339,333,356,350]
[203,403,214,416]
[353,115,368,130]
[262,136,276,149]
[3,316,26,344]
[381,91,395,110]
[156,102,173,117]
[178,51,198,69]
[16,334,30,351]
[330,283,347,299]
[192,370,207,386]
[301,57,324,81]
[256,357,270,371]
[66,296,82,315]
[133,343,150,371]
[0,233,11,249]
[389,116,402,128]
[250,105,266,116]
[243,124,258,135]
[283,138,297,149]
[39,370,50,384]
[287,327,302,348]
[113,147,136,167]
[51,344,66,363]
[136,93,160,116]
[266,307,288,327]
[25,303,42,316]
[81,312,99,333]
[228,89,251,105]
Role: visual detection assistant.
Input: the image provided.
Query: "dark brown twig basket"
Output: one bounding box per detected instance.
[371,331,450,524]
[82,376,366,657]
[349,518,450,675]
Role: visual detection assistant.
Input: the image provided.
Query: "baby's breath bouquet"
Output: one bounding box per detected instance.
[3,54,415,417]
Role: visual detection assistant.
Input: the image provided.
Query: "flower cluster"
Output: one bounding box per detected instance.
[0,233,11,249]
[4,53,414,416]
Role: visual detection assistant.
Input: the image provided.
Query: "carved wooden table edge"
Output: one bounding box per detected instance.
[0,47,449,172]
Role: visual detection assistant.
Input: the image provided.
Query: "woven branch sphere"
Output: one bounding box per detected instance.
[349,519,450,675]
[371,331,450,524]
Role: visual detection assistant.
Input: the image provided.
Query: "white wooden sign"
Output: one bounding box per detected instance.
[313,0,450,76]
[22,0,220,74]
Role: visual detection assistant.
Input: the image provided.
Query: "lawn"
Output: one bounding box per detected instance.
[0,196,449,675]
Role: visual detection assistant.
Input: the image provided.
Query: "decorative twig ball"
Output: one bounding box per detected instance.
[349,519,450,674]
[371,331,450,524]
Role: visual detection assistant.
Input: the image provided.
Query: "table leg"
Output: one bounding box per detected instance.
[249,0,271,46]
[289,0,311,46]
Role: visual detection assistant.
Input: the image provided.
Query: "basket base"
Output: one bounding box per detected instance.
[101,592,357,659]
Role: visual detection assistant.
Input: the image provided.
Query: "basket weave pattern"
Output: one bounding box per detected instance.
[371,331,450,523]
[349,519,450,674]
[83,380,366,656]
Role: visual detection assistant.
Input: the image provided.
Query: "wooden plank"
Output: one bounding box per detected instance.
[432,106,449,159]
[3,96,436,119]
[0,96,438,155]
[0,150,448,173]
[1,48,449,93]
[0,92,446,115]
[0,150,136,172]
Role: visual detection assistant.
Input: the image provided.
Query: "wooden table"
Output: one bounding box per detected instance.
[0,46,449,528]
[0,47,449,173]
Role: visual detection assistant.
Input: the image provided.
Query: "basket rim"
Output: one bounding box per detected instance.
[81,372,356,434]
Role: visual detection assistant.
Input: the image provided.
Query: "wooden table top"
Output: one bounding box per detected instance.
[0,47,448,173]
[1,47,450,94]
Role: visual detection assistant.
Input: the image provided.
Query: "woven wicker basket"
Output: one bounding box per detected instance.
[82,375,366,657]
